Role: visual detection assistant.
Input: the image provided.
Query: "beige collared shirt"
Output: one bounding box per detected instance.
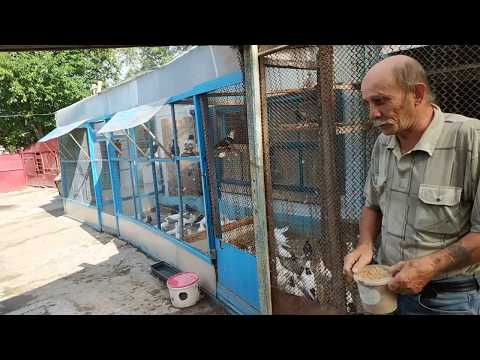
[364,105,480,279]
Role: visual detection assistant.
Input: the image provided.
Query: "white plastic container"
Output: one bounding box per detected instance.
[166,272,200,308]
[353,265,397,315]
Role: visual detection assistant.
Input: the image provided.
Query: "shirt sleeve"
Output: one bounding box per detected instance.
[468,125,480,233]
[364,139,381,211]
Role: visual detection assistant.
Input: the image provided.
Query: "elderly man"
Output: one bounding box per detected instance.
[343,54,480,315]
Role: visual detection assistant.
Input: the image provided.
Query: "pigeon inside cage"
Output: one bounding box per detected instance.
[273,226,333,303]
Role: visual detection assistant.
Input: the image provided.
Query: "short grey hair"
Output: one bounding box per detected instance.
[391,56,436,104]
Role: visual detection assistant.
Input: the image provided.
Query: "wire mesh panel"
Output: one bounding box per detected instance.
[59,128,95,205]
[257,45,379,314]
[257,44,480,314]
[204,82,257,255]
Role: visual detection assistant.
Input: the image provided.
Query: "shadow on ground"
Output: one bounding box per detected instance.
[39,194,64,217]
[0,243,227,315]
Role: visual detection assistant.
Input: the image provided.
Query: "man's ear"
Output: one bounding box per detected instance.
[413,83,427,105]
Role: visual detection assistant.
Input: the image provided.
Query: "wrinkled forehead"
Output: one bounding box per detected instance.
[361,72,401,100]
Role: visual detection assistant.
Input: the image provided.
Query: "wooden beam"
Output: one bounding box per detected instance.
[244,45,273,315]
[258,45,289,57]
[184,217,254,243]
[259,54,278,290]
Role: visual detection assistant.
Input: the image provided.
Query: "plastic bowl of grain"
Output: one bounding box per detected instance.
[353,264,397,314]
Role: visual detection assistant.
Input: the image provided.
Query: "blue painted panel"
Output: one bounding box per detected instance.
[117,214,212,264]
[167,71,243,103]
[216,284,261,315]
[215,238,260,311]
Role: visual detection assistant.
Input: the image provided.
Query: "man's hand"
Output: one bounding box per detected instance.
[343,244,373,282]
[387,257,437,295]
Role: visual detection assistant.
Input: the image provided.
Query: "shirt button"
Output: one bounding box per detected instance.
[436,197,441,202]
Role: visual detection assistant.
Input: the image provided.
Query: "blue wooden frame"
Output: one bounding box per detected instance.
[193,95,217,254]
[167,71,243,104]
[86,123,104,231]
[170,103,184,238]
[117,213,213,264]
[58,71,245,265]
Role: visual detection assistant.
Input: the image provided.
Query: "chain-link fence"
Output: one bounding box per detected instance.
[251,45,480,314]
[203,81,257,254]
[59,128,95,205]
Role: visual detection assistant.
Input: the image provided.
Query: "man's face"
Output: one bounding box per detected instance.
[361,74,416,136]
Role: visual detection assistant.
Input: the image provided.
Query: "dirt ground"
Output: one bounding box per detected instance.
[0,186,227,315]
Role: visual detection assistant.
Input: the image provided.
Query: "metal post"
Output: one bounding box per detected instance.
[125,130,139,220]
[106,139,121,236]
[244,45,272,315]
[86,124,103,232]
[146,122,162,229]
[127,128,143,220]
[316,45,347,310]
[170,104,184,239]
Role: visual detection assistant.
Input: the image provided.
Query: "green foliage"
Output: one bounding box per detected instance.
[0,46,192,151]
[0,49,121,151]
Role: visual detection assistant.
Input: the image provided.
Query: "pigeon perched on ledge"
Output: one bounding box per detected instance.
[215,130,235,158]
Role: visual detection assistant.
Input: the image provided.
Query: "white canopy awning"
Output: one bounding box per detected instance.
[38,117,90,143]
[97,99,168,134]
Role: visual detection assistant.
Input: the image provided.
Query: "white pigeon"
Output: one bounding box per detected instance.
[276,256,303,297]
[198,217,206,232]
[160,221,171,231]
[274,226,289,247]
[166,222,182,238]
[316,258,332,281]
[300,260,317,301]
[278,245,292,258]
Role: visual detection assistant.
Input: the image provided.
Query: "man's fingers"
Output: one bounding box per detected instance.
[389,261,406,275]
[343,253,360,279]
[352,254,371,274]
[387,277,400,292]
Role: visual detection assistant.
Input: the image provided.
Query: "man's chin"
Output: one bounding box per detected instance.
[378,124,397,135]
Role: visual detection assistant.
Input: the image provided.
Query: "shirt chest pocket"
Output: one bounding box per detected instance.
[414,184,463,234]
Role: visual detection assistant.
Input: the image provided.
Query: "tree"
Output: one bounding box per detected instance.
[0,49,121,151]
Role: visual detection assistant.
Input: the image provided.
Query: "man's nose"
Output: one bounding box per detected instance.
[369,106,382,120]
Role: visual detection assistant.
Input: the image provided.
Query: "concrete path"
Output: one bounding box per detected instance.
[0,187,226,315]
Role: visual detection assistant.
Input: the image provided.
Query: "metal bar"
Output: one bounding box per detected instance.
[244,45,273,315]
[104,134,123,155]
[317,45,347,310]
[125,130,139,220]
[170,104,184,239]
[123,130,149,158]
[68,133,91,160]
[146,122,162,229]
[140,123,172,158]
[199,94,223,243]
[86,124,103,232]
[128,128,143,220]
[106,140,121,236]
[194,95,217,257]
